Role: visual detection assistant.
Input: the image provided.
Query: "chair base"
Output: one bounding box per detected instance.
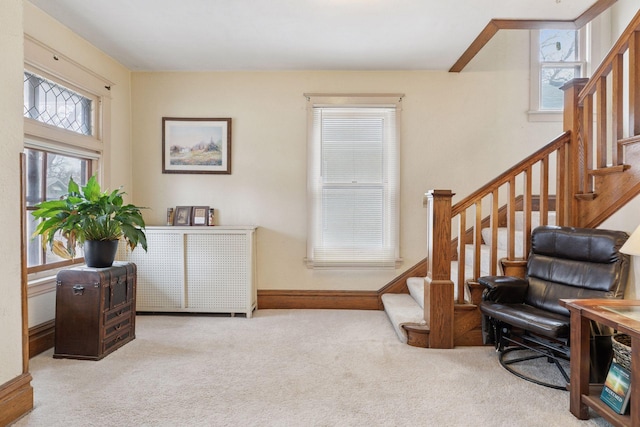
[499,346,570,390]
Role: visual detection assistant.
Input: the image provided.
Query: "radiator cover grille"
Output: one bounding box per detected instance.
[117,226,256,317]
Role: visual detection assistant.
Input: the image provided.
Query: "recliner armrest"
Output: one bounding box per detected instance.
[478,275,529,304]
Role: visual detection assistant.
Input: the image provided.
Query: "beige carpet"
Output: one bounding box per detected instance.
[14,309,610,426]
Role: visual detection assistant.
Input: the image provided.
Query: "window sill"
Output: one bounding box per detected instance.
[27,274,57,297]
[27,263,76,296]
[304,258,403,269]
[528,110,563,122]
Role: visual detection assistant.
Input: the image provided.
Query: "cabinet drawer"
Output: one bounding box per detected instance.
[103,316,131,339]
[104,302,132,323]
[102,328,132,353]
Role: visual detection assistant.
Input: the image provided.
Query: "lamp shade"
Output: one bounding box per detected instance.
[620,225,640,256]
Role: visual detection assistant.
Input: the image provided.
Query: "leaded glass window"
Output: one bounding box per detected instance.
[24,71,93,135]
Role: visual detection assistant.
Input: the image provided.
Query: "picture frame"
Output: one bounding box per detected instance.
[191,206,209,226]
[162,117,232,174]
[173,206,193,226]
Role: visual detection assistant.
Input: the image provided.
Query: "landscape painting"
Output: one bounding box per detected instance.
[162,117,232,174]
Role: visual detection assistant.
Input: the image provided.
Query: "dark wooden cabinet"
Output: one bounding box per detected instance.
[54,262,136,360]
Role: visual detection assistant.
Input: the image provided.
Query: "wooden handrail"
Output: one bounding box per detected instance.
[579,8,640,101]
[452,132,571,215]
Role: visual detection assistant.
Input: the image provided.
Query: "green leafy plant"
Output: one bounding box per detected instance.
[31,175,147,259]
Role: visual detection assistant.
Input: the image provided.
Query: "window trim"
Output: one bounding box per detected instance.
[304,93,403,269]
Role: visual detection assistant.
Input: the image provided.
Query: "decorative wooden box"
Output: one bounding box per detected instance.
[54,262,136,360]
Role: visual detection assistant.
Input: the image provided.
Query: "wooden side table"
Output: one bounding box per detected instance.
[561,299,640,427]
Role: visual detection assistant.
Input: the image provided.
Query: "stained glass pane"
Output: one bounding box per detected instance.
[23,71,93,136]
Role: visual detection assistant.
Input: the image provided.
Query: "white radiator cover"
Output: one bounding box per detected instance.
[117,226,257,317]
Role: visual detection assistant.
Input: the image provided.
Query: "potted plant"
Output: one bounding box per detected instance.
[32,175,147,268]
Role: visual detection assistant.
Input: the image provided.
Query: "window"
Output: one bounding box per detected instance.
[530,28,587,119]
[23,60,106,273]
[24,70,93,135]
[24,148,91,271]
[306,95,402,268]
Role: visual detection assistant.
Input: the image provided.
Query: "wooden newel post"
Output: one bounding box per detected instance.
[561,78,588,227]
[424,189,454,349]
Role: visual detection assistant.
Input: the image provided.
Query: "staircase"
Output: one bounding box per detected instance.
[381,8,640,348]
[383,211,555,346]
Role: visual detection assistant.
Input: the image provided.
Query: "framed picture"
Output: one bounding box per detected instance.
[173,206,192,226]
[191,206,209,226]
[162,117,232,174]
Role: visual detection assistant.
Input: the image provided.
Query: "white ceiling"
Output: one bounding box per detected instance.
[28,0,598,71]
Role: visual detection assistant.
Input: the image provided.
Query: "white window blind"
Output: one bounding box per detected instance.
[306,95,402,268]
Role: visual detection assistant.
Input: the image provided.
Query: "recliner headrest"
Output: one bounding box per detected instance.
[531,225,628,264]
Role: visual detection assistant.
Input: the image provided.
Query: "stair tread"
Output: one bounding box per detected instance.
[381,293,425,344]
[514,210,556,226]
[575,193,597,200]
[481,228,524,251]
[462,244,508,278]
[407,277,424,309]
[588,164,630,175]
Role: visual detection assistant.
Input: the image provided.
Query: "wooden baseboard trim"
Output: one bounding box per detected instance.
[258,289,381,310]
[29,319,55,359]
[0,373,33,426]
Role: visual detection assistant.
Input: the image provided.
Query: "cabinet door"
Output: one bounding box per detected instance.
[118,232,184,311]
[185,232,249,311]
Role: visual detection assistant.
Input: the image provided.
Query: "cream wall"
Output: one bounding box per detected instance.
[24,2,133,327]
[0,0,25,383]
[131,30,562,291]
[611,0,640,35]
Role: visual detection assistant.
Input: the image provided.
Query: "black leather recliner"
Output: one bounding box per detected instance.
[479,225,630,389]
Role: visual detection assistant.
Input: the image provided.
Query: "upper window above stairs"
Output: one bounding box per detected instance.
[529,27,587,122]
